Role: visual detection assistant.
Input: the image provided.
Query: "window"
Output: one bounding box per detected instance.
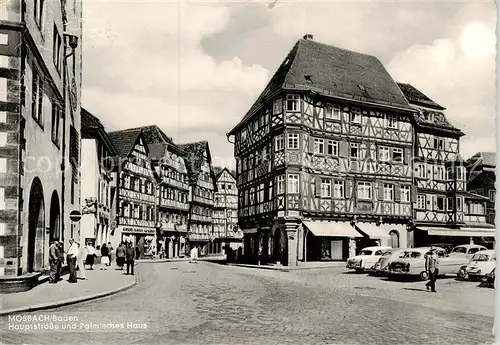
[383,184,393,201]
[286,94,300,112]
[287,133,299,149]
[32,68,43,127]
[434,166,445,181]
[321,179,331,198]
[389,230,400,248]
[378,147,390,162]
[456,166,466,180]
[0,158,6,173]
[333,181,344,198]
[489,190,496,202]
[287,174,299,194]
[51,102,61,146]
[433,137,444,150]
[400,185,410,202]
[435,196,445,211]
[457,197,462,212]
[34,0,45,29]
[415,163,426,178]
[350,143,359,159]
[325,105,341,120]
[447,197,454,211]
[392,148,403,163]
[468,202,484,215]
[53,24,62,73]
[327,140,338,156]
[357,182,372,200]
[386,114,398,129]
[416,195,426,209]
[350,108,362,123]
[273,98,282,114]
[277,176,285,194]
[314,139,324,154]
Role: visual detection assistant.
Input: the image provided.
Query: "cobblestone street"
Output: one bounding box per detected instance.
[1,262,495,345]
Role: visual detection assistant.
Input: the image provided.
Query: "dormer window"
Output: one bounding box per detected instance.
[386,114,398,129]
[423,112,434,121]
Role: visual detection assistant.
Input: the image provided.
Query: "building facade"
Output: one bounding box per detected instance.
[179,141,215,255]
[143,126,190,259]
[0,0,82,278]
[398,84,495,248]
[228,35,416,266]
[212,167,242,254]
[467,152,496,225]
[80,109,117,247]
[108,129,157,258]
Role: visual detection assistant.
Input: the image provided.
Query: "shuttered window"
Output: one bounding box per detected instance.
[321,179,331,198]
[357,182,372,200]
[333,181,344,198]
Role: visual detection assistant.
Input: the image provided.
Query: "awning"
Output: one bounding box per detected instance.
[243,228,257,234]
[355,223,391,239]
[419,227,496,238]
[303,221,362,238]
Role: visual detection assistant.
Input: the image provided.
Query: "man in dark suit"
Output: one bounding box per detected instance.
[125,242,135,275]
[425,247,439,292]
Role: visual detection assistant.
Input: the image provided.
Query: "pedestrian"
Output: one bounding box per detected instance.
[100,243,109,269]
[48,239,59,283]
[425,247,439,292]
[57,240,64,282]
[107,242,113,265]
[77,241,86,280]
[85,242,96,270]
[125,242,135,275]
[116,242,126,270]
[67,239,79,283]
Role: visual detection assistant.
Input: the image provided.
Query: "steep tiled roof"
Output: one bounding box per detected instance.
[108,128,143,159]
[397,83,444,110]
[81,108,104,130]
[213,167,236,181]
[229,37,413,135]
[398,83,464,136]
[467,152,496,168]
[178,141,212,184]
[81,108,118,155]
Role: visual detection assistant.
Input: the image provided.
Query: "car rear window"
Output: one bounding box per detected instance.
[472,253,490,262]
[360,250,372,255]
[403,251,421,258]
[452,247,467,254]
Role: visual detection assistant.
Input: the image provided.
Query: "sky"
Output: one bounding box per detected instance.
[81,0,497,169]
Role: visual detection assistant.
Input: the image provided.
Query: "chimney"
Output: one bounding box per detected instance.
[303,34,314,40]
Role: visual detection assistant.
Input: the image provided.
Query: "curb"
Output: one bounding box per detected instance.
[227,263,347,272]
[0,275,138,316]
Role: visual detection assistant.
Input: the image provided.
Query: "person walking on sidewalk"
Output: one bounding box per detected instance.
[100,243,110,269]
[425,247,439,292]
[57,240,64,282]
[85,243,96,270]
[125,242,135,275]
[48,239,59,283]
[108,242,114,266]
[77,242,87,280]
[67,239,79,283]
[115,242,126,270]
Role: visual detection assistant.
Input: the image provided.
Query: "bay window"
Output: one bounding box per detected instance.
[287,174,300,194]
[286,94,300,112]
[287,133,299,149]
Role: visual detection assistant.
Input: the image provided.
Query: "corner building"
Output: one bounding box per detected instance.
[228,35,416,266]
[0,0,82,280]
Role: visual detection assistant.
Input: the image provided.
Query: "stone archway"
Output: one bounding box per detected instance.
[49,191,61,242]
[27,177,45,273]
[390,230,400,248]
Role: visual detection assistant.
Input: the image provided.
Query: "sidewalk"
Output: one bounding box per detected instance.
[135,254,226,264]
[0,264,136,315]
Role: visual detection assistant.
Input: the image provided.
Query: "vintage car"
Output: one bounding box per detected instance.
[449,244,487,260]
[482,268,495,288]
[346,246,392,272]
[370,248,406,276]
[458,250,496,280]
[388,247,470,280]
[429,243,455,254]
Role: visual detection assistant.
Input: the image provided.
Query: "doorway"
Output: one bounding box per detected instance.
[27,178,45,273]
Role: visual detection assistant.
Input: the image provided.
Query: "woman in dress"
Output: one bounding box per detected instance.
[100,243,109,270]
[85,243,96,270]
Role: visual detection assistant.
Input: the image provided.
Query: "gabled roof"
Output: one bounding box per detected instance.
[467,152,496,168]
[397,83,445,110]
[397,83,464,136]
[81,108,118,156]
[213,167,236,181]
[178,141,212,184]
[229,36,413,135]
[108,128,144,159]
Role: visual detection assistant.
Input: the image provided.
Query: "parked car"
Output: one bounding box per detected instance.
[346,246,392,273]
[388,247,470,280]
[458,250,496,280]
[429,243,455,254]
[370,248,406,276]
[449,244,487,260]
[482,268,495,288]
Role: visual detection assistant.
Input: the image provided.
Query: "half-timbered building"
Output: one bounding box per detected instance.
[145,126,190,259]
[212,167,242,254]
[108,128,157,258]
[467,152,496,225]
[398,84,495,248]
[228,35,416,266]
[178,141,215,255]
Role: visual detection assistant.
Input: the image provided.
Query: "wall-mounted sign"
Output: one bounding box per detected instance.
[121,226,156,235]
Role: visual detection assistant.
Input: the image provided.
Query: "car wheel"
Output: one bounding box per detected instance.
[420,271,429,281]
[457,268,467,279]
